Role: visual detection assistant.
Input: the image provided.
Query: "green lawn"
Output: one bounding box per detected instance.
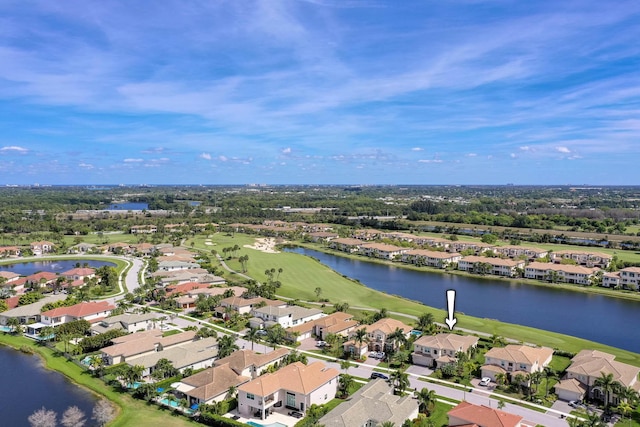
[197,233,640,367]
[0,334,198,427]
[426,401,457,427]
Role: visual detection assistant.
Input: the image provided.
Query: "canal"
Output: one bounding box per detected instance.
[286,247,640,353]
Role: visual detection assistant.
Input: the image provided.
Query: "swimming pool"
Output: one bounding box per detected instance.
[246,421,287,427]
[159,398,180,408]
[0,326,12,333]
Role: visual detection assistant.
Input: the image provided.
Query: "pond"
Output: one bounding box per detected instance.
[105,202,149,210]
[0,260,116,276]
[286,247,640,353]
[0,346,98,427]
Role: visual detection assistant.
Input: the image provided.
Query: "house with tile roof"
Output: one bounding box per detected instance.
[447,401,523,427]
[178,348,289,406]
[344,318,412,357]
[127,337,218,377]
[318,378,419,427]
[524,262,600,285]
[329,238,365,253]
[286,311,358,341]
[492,245,549,260]
[413,333,479,368]
[359,242,410,260]
[555,350,640,404]
[551,250,612,268]
[237,361,339,420]
[90,312,158,335]
[0,246,21,257]
[25,271,58,289]
[402,249,462,268]
[30,241,55,256]
[481,345,553,383]
[40,301,115,326]
[0,271,20,283]
[61,267,96,281]
[458,256,525,277]
[101,330,198,365]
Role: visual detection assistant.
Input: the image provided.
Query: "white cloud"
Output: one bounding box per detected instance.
[466,153,477,157]
[199,152,212,160]
[219,155,228,162]
[418,159,443,163]
[123,158,143,162]
[519,146,531,151]
[78,162,94,169]
[510,153,517,158]
[282,147,291,154]
[0,146,28,154]
[556,146,571,153]
[411,147,424,151]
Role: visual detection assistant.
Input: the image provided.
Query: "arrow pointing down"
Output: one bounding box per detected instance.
[445,289,457,330]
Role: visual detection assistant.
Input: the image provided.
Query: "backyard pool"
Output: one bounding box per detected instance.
[246,421,287,427]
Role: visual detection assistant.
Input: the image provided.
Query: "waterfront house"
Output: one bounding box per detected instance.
[412,333,479,368]
[619,267,640,290]
[237,361,339,420]
[0,271,20,283]
[40,301,115,326]
[67,243,97,254]
[550,250,612,268]
[307,231,340,243]
[24,271,58,289]
[602,271,621,288]
[61,267,96,282]
[401,249,462,268]
[126,337,218,377]
[0,294,66,325]
[250,305,324,329]
[101,330,197,365]
[30,241,55,256]
[447,401,523,427]
[458,256,525,277]
[317,379,419,427]
[90,312,158,335]
[0,246,21,257]
[329,238,365,253]
[492,245,549,260]
[359,242,409,260]
[481,345,553,383]
[524,262,600,285]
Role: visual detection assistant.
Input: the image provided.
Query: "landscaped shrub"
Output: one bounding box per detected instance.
[196,412,246,426]
[55,319,91,337]
[78,329,126,352]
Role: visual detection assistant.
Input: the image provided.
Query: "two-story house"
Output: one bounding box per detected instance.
[481,345,553,383]
[401,250,462,269]
[491,245,549,260]
[344,318,412,357]
[250,305,324,329]
[551,250,612,268]
[329,238,365,253]
[412,333,479,368]
[237,361,339,420]
[524,262,600,285]
[458,256,525,277]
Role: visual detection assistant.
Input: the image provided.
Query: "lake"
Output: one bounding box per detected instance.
[106,202,149,210]
[0,346,97,427]
[286,247,640,353]
[0,260,116,276]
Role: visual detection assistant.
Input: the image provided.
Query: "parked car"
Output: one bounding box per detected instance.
[288,411,304,418]
[568,400,584,408]
[370,372,389,380]
[256,329,268,336]
[479,377,491,386]
[315,341,327,347]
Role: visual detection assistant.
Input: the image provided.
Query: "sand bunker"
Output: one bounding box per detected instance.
[243,237,281,253]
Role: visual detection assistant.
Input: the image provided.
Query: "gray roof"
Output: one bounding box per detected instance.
[318,379,419,427]
[0,294,67,320]
[127,337,218,369]
[90,312,157,334]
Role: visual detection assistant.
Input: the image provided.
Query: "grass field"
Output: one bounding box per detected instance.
[196,233,640,367]
[0,334,198,427]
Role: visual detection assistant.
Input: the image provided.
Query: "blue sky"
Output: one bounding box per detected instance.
[1,0,639,185]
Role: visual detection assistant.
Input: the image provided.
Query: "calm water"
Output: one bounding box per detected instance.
[106,202,148,210]
[0,260,115,276]
[0,346,97,426]
[287,248,640,353]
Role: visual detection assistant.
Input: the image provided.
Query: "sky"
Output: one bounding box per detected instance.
[1,0,639,185]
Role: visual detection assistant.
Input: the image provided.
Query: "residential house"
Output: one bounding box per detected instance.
[352,229,382,241]
[555,350,640,404]
[178,348,289,406]
[157,260,201,272]
[0,246,21,257]
[619,267,640,290]
[420,237,451,249]
[219,296,286,316]
[458,256,525,277]
[127,337,218,377]
[30,241,55,256]
[329,238,365,253]
[307,231,340,243]
[250,305,324,329]
[101,330,197,365]
[130,225,157,234]
[24,272,58,289]
[412,333,479,368]
[90,312,158,335]
[131,243,155,256]
[0,271,20,283]
[61,267,96,282]
[286,312,358,341]
[0,294,66,325]
[447,241,494,254]
[447,401,523,427]
[492,245,549,260]
[551,250,612,268]
[602,271,621,288]
[40,301,115,326]
[237,361,339,420]
[318,379,419,427]
[67,243,97,254]
[359,242,409,260]
[524,262,600,285]
[344,318,412,357]
[481,345,553,382]
[402,249,462,269]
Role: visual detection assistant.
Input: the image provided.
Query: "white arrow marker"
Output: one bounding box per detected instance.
[445,289,457,330]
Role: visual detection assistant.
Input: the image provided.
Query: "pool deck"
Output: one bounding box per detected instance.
[224,408,298,427]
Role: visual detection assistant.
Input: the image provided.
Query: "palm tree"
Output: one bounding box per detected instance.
[339,360,352,374]
[226,385,237,400]
[338,374,354,398]
[544,368,557,397]
[353,328,368,357]
[390,370,409,396]
[39,326,55,343]
[513,373,527,395]
[415,387,437,415]
[245,328,261,351]
[89,355,104,377]
[387,327,408,353]
[594,372,620,410]
[218,334,239,358]
[6,317,20,334]
[618,401,633,425]
[417,312,435,332]
[495,373,509,388]
[529,370,543,396]
[381,422,395,427]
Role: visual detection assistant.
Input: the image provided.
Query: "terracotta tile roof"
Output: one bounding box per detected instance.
[103,330,197,358]
[0,271,20,280]
[567,350,640,387]
[239,361,339,397]
[286,312,356,335]
[332,238,365,246]
[166,281,210,296]
[182,363,250,401]
[214,348,289,374]
[553,250,612,258]
[26,272,57,282]
[461,256,524,267]
[554,378,587,394]
[41,301,115,319]
[447,401,523,427]
[365,318,412,335]
[526,262,599,275]
[405,249,462,259]
[621,266,640,274]
[360,242,406,252]
[484,345,553,366]
[414,333,479,352]
[61,268,95,277]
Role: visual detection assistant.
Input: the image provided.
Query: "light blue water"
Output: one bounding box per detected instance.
[159,398,180,407]
[246,422,287,427]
